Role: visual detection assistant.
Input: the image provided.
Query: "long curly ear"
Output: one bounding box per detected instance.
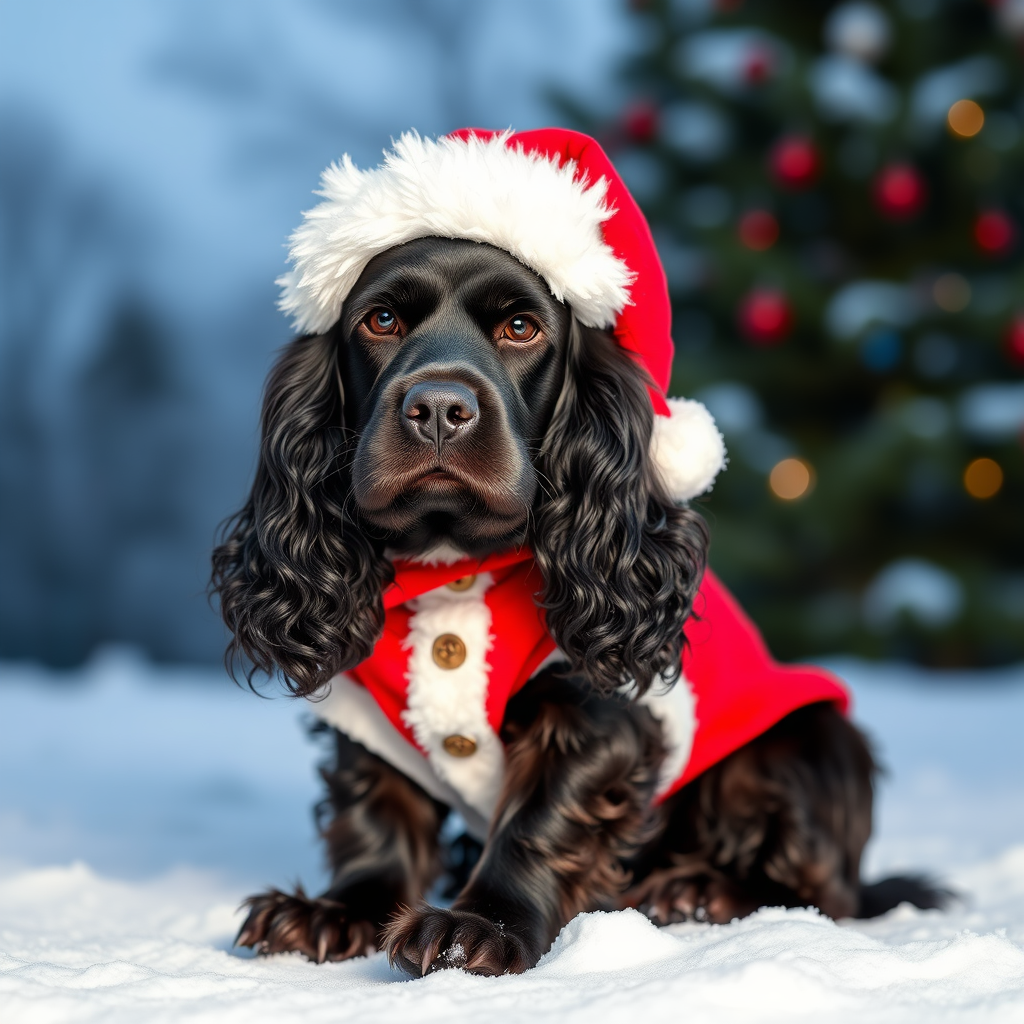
[531,321,709,698]
[211,332,391,697]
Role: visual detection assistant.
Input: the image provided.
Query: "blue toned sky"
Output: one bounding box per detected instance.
[0,0,632,308]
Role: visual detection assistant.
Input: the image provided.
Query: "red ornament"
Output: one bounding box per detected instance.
[739,288,793,345]
[873,163,927,220]
[738,210,779,251]
[974,210,1016,256]
[770,136,819,189]
[623,101,658,144]
[1006,315,1024,367]
[744,44,774,84]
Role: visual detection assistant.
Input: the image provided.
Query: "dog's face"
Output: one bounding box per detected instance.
[339,237,571,555]
[214,234,707,698]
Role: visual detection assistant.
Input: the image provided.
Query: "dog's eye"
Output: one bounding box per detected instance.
[365,308,400,336]
[500,315,539,343]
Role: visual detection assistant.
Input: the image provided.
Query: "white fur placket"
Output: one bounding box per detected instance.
[312,570,699,838]
[401,573,505,823]
[637,673,698,796]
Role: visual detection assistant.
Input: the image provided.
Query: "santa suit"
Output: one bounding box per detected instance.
[281,127,850,840]
[311,550,848,840]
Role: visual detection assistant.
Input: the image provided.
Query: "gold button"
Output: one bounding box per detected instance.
[446,575,477,592]
[432,634,466,670]
[443,734,477,757]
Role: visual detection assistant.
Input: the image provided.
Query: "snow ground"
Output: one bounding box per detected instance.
[1,649,1022,1023]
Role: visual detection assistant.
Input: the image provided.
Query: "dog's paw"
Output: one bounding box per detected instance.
[236,887,377,963]
[383,905,533,977]
[636,877,707,924]
[627,871,755,926]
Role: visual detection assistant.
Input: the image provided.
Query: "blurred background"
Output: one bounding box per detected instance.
[1,0,1022,672]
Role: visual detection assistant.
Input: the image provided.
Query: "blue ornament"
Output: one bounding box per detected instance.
[861,328,902,371]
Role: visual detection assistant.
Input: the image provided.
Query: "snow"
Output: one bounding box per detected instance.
[1,650,1023,1022]
[824,280,917,340]
[958,382,1024,440]
[661,101,733,163]
[909,55,1007,131]
[675,28,790,94]
[808,54,898,124]
[861,558,964,631]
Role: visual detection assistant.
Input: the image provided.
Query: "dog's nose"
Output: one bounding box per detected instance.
[402,381,479,446]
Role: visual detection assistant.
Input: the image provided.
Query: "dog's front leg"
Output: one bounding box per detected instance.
[237,730,444,963]
[384,674,666,976]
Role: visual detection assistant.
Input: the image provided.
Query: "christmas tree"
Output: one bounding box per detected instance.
[566,0,1024,665]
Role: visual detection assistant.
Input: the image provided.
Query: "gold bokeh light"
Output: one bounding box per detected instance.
[963,457,1003,499]
[948,98,984,138]
[769,458,814,500]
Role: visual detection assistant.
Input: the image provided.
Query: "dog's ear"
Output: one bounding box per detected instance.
[531,321,709,698]
[211,331,391,697]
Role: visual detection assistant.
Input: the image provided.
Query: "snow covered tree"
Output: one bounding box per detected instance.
[568,0,1024,665]
[0,108,188,665]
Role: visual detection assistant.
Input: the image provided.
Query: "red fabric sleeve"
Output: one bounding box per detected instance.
[664,570,851,797]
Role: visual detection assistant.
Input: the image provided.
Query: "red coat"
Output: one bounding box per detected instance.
[312,550,849,839]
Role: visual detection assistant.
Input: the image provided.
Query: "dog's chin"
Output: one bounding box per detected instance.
[357,475,531,559]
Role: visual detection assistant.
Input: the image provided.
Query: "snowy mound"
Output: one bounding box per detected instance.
[1,652,1022,1022]
[2,856,1024,1023]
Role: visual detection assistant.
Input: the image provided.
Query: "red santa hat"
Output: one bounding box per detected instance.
[278,128,726,501]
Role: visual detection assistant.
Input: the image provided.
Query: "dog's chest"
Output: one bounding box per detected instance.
[310,559,697,840]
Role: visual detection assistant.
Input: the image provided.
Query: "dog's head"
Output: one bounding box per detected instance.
[213,130,716,702]
[212,234,707,701]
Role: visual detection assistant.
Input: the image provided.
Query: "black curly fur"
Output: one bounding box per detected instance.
[531,323,708,697]
[210,333,392,697]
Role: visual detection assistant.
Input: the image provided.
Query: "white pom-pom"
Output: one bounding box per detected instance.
[649,397,727,502]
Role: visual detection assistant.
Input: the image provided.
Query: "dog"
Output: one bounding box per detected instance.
[211,130,944,976]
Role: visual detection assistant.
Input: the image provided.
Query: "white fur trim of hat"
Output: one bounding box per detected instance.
[278,130,633,336]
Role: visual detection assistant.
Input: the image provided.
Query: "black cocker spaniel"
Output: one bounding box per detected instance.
[212,130,944,976]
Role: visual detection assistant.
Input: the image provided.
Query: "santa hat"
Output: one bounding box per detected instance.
[279,128,726,501]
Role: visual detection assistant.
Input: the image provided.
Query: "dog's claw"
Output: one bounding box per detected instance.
[235,888,376,963]
[419,944,436,975]
[384,905,533,977]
